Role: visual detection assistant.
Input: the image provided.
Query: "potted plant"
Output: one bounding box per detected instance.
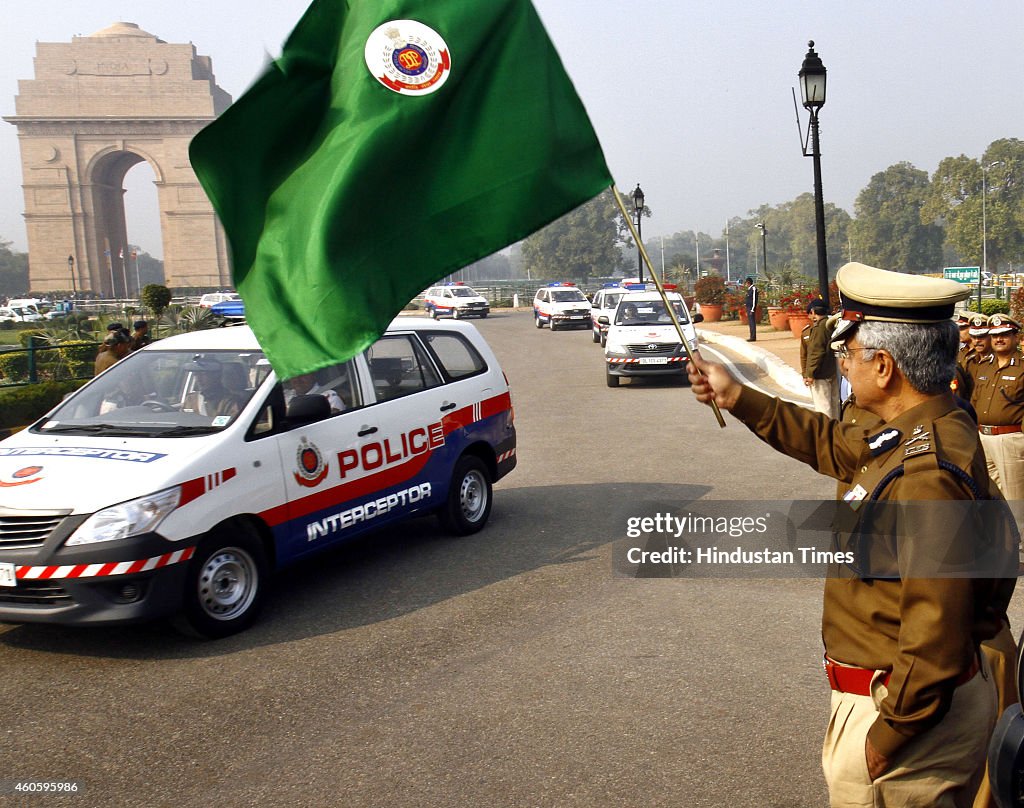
[694,275,726,322]
[779,289,815,337]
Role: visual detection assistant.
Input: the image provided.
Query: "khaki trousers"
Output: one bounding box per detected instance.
[979,431,1024,501]
[822,659,996,807]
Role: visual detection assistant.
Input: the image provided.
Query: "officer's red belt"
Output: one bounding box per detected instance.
[823,655,979,695]
[979,424,1023,435]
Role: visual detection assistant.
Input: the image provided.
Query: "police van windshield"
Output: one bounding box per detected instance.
[449,287,477,297]
[551,289,587,302]
[34,349,269,437]
[614,299,692,326]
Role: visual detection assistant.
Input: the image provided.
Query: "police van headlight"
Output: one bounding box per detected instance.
[605,336,627,354]
[66,487,182,546]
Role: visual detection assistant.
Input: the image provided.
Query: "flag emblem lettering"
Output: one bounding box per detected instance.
[365,20,451,96]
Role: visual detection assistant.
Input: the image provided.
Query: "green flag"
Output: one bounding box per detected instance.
[189,0,612,379]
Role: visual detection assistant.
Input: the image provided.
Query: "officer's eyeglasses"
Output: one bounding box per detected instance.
[833,345,874,360]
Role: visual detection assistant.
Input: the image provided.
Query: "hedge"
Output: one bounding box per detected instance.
[967,299,1011,316]
[0,379,89,430]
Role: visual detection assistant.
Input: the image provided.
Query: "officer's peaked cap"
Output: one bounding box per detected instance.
[831,263,970,342]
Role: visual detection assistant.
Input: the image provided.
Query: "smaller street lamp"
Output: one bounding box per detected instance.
[980,160,1004,310]
[67,254,77,300]
[632,184,645,283]
[755,222,768,278]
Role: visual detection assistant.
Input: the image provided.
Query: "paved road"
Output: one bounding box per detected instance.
[1,311,1019,808]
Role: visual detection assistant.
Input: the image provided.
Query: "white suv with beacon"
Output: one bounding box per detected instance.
[600,290,702,387]
[423,283,490,319]
[533,283,591,331]
[0,318,516,638]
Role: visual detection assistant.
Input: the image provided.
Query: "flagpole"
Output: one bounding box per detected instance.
[611,186,726,428]
[120,251,129,300]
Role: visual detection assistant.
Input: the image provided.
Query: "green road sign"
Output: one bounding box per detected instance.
[943,266,980,283]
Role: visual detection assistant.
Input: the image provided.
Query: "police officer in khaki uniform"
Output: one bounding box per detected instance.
[952,314,974,400]
[971,314,1024,501]
[801,299,837,418]
[687,262,1016,808]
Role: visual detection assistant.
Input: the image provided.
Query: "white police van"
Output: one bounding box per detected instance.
[600,290,702,387]
[0,318,516,637]
[590,284,632,346]
[422,282,490,319]
[533,282,591,331]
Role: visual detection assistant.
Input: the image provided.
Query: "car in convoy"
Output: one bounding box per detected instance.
[590,284,633,346]
[600,290,702,387]
[533,282,591,331]
[0,318,516,637]
[210,297,246,321]
[0,304,43,323]
[422,282,490,319]
[198,291,241,308]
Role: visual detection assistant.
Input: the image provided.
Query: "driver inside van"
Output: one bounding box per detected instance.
[285,372,345,414]
[182,358,243,418]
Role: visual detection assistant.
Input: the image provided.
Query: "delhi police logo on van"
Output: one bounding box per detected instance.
[0,465,44,487]
[294,439,329,488]
[364,20,451,96]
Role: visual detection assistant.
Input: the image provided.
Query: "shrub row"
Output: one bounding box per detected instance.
[0,379,89,430]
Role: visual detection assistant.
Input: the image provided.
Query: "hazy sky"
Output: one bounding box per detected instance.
[2,1,1022,259]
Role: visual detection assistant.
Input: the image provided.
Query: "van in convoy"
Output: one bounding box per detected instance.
[0,318,516,637]
[422,283,490,319]
[532,282,591,331]
[600,290,702,387]
[198,292,240,308]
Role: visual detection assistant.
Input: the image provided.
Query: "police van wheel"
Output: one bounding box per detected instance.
[600,333,607,348]
[452,308,461,319]
[606,370,620,388]
[429,308,437,319]
[535,315,543,329]
[592,329,600,343]
[439,455,492,536]
[177,530,267,638]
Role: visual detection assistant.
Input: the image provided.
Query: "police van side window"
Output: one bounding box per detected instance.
[367,334,442,402]
[421,332,487,381]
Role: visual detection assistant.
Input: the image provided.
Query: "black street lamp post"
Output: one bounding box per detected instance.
[755,222,768,279]
[632,184,645,283]
[67,254,77,300]
[799,41,829,305]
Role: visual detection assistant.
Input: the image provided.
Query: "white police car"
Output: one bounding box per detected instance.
[600,290,702,387]
[423,282,490,319]
[533,282,591,331]
[0,318,516,637]
[590,284,632,345]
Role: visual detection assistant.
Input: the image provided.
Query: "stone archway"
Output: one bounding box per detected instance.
[4,21,233,296]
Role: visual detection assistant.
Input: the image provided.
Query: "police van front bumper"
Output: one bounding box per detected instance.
[605,353,689,377]
[0,517,192,626]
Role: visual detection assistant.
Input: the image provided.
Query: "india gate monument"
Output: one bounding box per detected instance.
[4,22,233,296]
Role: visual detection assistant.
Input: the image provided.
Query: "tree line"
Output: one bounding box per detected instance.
[519,137,1024,285]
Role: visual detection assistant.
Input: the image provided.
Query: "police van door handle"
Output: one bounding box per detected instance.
[357,425,378,436]
[440,401,457,412]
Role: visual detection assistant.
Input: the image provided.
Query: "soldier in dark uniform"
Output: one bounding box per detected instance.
[687,262,1016,807]
[744,276,759,342]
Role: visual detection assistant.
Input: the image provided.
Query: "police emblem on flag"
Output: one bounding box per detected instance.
[294,439,329,488]
[364,20,451,96]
